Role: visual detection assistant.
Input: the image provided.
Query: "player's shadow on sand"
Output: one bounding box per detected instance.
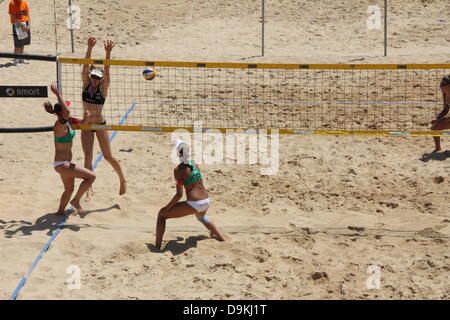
[78,204,121,219]
[0,62,16,68]
[2,212,80,238]
[240,55,261,61]
[420,150,450,162]
[146,235,209,255]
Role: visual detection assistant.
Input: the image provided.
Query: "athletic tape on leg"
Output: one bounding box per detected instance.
[196,214,211,225]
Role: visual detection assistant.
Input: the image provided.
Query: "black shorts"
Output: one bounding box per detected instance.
[91,121,107,133]
[12,22,31,48]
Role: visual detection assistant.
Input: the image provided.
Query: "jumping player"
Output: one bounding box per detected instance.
[81,37,127,198]
[44,84,95,216]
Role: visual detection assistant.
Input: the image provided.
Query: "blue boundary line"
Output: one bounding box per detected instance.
[8,103,137,300]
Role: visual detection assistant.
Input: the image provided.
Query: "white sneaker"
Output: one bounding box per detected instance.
[13,59,22,65]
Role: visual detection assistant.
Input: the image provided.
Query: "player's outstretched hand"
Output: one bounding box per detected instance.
[104,40,116,53]
[50,83,60,96]
[87,37,97,48]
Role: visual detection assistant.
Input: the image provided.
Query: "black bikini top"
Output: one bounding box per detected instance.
[82,84,106,105]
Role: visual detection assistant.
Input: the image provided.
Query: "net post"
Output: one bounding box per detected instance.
[53,0,58,56]
[261,0,265,57]
[384,0,387,57]
[56,58,62,93]
[68,0,75,53]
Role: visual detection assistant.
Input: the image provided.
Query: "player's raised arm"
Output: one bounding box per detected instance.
[50,84,70,120]
[82,37,97,85]
[102,40,115,93]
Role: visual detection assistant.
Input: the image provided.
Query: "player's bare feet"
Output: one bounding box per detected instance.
[210,232,226,242]
[70,199,86,215]
[119,180,127,195]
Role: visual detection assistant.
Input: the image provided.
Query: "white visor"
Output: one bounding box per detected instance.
[90,69,103,78]
[175,139,190,164]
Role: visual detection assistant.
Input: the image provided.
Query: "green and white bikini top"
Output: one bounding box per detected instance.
[182,160,203,186]
[54,118,75,144]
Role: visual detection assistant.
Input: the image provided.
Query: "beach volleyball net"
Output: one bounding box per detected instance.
[58,58,450,136]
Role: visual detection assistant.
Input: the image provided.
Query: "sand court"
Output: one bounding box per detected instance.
[1,0,450,300]
[2,131,450,299]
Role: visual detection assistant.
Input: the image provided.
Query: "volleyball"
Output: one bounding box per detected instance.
[143,69,157,80]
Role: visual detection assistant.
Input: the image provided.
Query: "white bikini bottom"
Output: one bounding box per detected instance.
[54,161,71,167]
[186,198,211,212]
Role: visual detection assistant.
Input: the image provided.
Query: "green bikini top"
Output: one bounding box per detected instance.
[54,122,75,144]
[183,160,202,186]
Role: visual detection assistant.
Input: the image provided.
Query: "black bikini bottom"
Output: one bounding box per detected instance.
[91,121,107,133]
